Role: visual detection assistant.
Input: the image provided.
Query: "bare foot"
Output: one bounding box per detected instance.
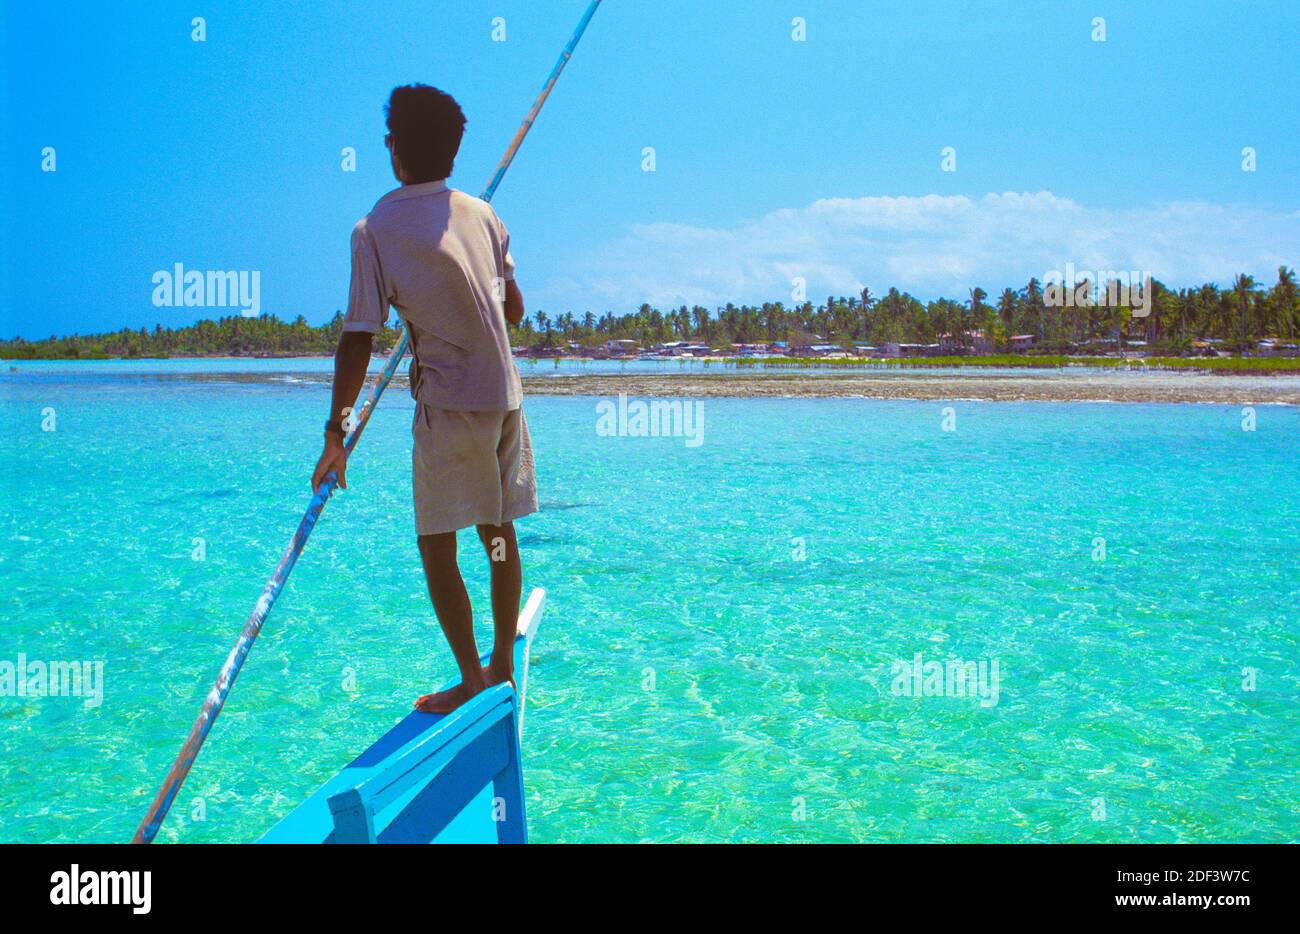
[414,681,481,714]
[483,664,517,694]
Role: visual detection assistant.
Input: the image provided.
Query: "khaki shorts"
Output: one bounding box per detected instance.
[412,403,539,536]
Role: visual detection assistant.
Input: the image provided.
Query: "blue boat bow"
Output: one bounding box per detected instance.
[261,588,546,844]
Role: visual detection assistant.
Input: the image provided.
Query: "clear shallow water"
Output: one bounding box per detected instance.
[1,368,1297,843]
[7,356,1008,376]
[4,354,1226,380]
[8,356,820,377]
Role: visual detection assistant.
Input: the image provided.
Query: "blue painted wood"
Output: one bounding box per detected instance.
[328,686,520,844]
[260,588,545,844]
[376,724,510,844]
[491,712,527,844]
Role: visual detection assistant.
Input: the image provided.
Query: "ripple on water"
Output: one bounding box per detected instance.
[1,384,1296,842]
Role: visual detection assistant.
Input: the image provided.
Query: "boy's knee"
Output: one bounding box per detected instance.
[476,522,513,544]
[476,524,518,564]
[418,532,458,560]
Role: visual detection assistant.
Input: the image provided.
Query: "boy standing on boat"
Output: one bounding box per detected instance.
[311,84,538,714]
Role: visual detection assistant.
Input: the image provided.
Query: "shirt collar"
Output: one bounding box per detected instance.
[377,180,449,204]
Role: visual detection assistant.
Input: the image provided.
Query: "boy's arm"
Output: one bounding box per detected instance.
[496,212,522,325]
[504,279,525,326]
[311,330,373,492]
[316,215,385,491]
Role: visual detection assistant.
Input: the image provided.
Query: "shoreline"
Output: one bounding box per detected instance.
[17,367,1295,404]
[517,372,1300,404]
[6,351,1300,377]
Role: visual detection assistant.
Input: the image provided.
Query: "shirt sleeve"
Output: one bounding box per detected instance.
[343,220,388,333]
[497,214,516,282]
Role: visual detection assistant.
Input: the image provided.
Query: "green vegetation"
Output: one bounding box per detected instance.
[717,355,1300,372]
[4,268,1297,362]
[0,312,406,360]
[510,267,1300,352]
[1125,355,1300,372]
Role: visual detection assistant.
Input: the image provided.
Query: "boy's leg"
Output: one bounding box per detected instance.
[476,521,521,689]
[414,531,488,713]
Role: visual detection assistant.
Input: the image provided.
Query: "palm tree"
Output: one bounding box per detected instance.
[1022,277,1045,339]
[1272,266,1298,339]
[1232,274,1255,341]
[997,288,1017,347]
[966,287,987,349]
[691,307,709,339]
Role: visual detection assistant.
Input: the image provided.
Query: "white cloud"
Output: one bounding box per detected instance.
[541,191,1299,311]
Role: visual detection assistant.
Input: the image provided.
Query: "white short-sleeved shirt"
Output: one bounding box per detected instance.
[343,180,522,412]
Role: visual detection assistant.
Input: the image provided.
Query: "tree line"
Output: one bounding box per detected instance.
[512,267,1299,353]
[0,313,404,360]
[3,268,1296,359]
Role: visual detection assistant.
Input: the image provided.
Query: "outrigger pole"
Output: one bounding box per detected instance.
[132,0,603,845]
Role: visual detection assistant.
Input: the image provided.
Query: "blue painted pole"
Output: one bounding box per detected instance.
[132,0,603,844]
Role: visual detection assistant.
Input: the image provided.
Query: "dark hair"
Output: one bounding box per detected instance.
[385,84,466,183]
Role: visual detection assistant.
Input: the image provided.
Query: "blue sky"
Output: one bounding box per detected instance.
[3,0,1298,339]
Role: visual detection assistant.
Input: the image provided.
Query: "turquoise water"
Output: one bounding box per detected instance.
[1,366,1297,843]
[4,355,1163,380]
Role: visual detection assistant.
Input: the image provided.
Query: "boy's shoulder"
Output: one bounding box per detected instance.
[446,187,499,222]
[349,215,374,249]
[360,184,498,229]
